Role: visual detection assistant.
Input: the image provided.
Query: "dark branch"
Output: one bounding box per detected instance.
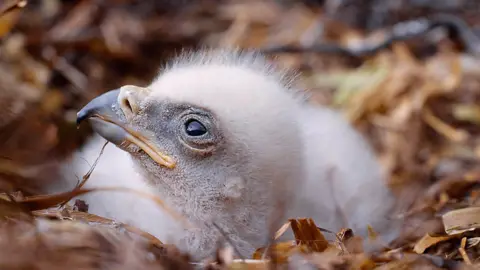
[260,14,480,57]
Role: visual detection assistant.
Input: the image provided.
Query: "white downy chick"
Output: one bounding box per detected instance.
[49,50,400,260]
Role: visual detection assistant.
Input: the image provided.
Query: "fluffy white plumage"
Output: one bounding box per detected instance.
[48,50,400,260]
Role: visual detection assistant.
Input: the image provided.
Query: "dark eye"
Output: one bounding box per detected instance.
[185,119,207,136]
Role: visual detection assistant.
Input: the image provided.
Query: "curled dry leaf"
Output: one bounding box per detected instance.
[289,218,329,253]
[442,207,480,235]
[413,233,456,254]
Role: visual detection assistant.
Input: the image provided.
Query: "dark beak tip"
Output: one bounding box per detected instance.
[76,88,121,126]
[76,110,89,125]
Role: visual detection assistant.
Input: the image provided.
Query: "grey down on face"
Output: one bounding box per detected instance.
[45,49,401,261]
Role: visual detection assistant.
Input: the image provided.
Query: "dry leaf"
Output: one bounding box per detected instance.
[252,241,307,264]
[229,259,269,270]
[33,208,164,246]
[442,207,480,235]
[289,218,329,252]
[274,220,291,240]
[0,218,191,270]
[413,233,456,254]
[306,252,377,270]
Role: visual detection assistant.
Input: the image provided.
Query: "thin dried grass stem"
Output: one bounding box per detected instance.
[76,140,109,189]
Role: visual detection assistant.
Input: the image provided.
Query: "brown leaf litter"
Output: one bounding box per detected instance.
[1,0,480,269]
[0,219,192,270]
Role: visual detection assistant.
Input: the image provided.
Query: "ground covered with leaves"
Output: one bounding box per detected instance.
[1,0,480,269]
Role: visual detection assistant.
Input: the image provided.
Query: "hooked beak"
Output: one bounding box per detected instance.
[77,88,176,169]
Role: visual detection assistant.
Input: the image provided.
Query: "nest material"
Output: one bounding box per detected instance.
[0,0,480,269]
[0,218,192,270]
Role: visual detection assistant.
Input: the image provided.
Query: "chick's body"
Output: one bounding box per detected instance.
[49,50,399,260]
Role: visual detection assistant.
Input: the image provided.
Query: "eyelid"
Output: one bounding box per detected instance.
[179,108,210,119]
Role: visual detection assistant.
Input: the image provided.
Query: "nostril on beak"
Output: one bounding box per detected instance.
[119,94,136,121]
[118,85,149,120]
[121,96,134,114]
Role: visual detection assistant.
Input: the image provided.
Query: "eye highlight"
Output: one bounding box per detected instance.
[185,119,207,136]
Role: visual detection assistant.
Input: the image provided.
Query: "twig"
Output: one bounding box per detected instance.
[41,46,89,92]
[77,140,108,189]
[23,186,193,229]
[58,140,108,208]
[458,237,472,265]
[326,167,348,229]
[261,14,480,57]
[0,0,27,17]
